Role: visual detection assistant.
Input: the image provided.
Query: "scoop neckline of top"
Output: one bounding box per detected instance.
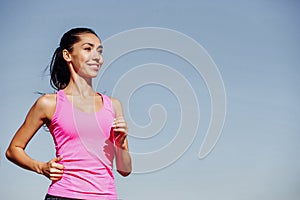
[60,89,104,114]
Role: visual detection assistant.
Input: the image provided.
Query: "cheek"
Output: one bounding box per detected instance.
[71,57,84,73]
[79,53,89,62]
[73,54,87,66]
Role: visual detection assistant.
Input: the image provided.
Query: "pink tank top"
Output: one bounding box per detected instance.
[47,90,117,200]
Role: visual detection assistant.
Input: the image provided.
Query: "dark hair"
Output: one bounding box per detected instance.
[49,27,99,90]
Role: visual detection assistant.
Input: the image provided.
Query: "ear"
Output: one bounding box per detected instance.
[62,49,72,62]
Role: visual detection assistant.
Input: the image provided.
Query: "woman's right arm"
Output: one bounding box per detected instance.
[5,94,64,181]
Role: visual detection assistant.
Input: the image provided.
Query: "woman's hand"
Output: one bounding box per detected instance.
[111,98,132,176]
[40,157,64,181]
[112,116,128,149]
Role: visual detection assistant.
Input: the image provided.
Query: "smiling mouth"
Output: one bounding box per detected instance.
[88,64,100,71]
[88,62,100,66]
[88,63,100,66]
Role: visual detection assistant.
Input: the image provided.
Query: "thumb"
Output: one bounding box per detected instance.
[52,156,63,163]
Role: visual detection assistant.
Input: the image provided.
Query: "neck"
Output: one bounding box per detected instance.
[64,73,95,97]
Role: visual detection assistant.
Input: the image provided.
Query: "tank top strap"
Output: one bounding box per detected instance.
[49,90,66,129]
[56,90,65,110]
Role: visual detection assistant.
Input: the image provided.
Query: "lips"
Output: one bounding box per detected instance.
[88,63,100,66]
[87,63,100,71]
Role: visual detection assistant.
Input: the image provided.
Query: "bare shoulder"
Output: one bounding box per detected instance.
[110,97,123,116]
[34,93,57,119]
[110,97,122,107]
[36,93,56,108]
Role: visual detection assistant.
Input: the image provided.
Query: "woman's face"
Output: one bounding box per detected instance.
[67,33,103,78]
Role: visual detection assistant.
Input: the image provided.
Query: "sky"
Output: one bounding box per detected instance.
[1,0,300,199]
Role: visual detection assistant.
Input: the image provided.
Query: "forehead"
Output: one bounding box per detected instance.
[77,33,101,45]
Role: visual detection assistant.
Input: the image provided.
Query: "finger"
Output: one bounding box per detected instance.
[51,162,64,170]
[50,157,63,165]
[50,174,63,181]
[113,124,128,131]
[50,167,64,174]
[49,170,63,178]
[50,157,64,168]
[53,156,63,161]
[113,120,128,127]
[113,128,128,134]
[113,117,126,124]
[113,126,128,133]
[117,121,127,126]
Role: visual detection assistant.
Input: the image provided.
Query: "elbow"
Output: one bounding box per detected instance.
[118,161,132,177]
[117,162,132,177]
[5,148,13,161]
[5,145,18,162]
[117,169,132,177]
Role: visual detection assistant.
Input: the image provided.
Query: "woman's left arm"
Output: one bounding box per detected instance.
[111,98,132,177]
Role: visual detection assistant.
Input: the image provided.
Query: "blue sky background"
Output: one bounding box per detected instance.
[1,0,299,199]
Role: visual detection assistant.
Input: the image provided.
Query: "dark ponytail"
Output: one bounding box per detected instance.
[49,27,99,90]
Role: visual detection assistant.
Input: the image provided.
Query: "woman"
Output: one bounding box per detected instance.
[6,27,132,200]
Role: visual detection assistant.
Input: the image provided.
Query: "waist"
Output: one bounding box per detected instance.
[48,168,116,200]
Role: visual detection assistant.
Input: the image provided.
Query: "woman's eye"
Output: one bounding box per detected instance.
[84,47,91,51]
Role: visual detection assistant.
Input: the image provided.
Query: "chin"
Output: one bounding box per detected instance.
[87,71,100,78]
[89,74,98,79]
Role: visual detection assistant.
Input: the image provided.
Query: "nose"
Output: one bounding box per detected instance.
[92,49,103,65]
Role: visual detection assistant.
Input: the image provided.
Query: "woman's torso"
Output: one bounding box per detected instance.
[47,90,117,200]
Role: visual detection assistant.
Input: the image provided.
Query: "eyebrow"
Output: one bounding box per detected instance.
[82,43,103,49]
